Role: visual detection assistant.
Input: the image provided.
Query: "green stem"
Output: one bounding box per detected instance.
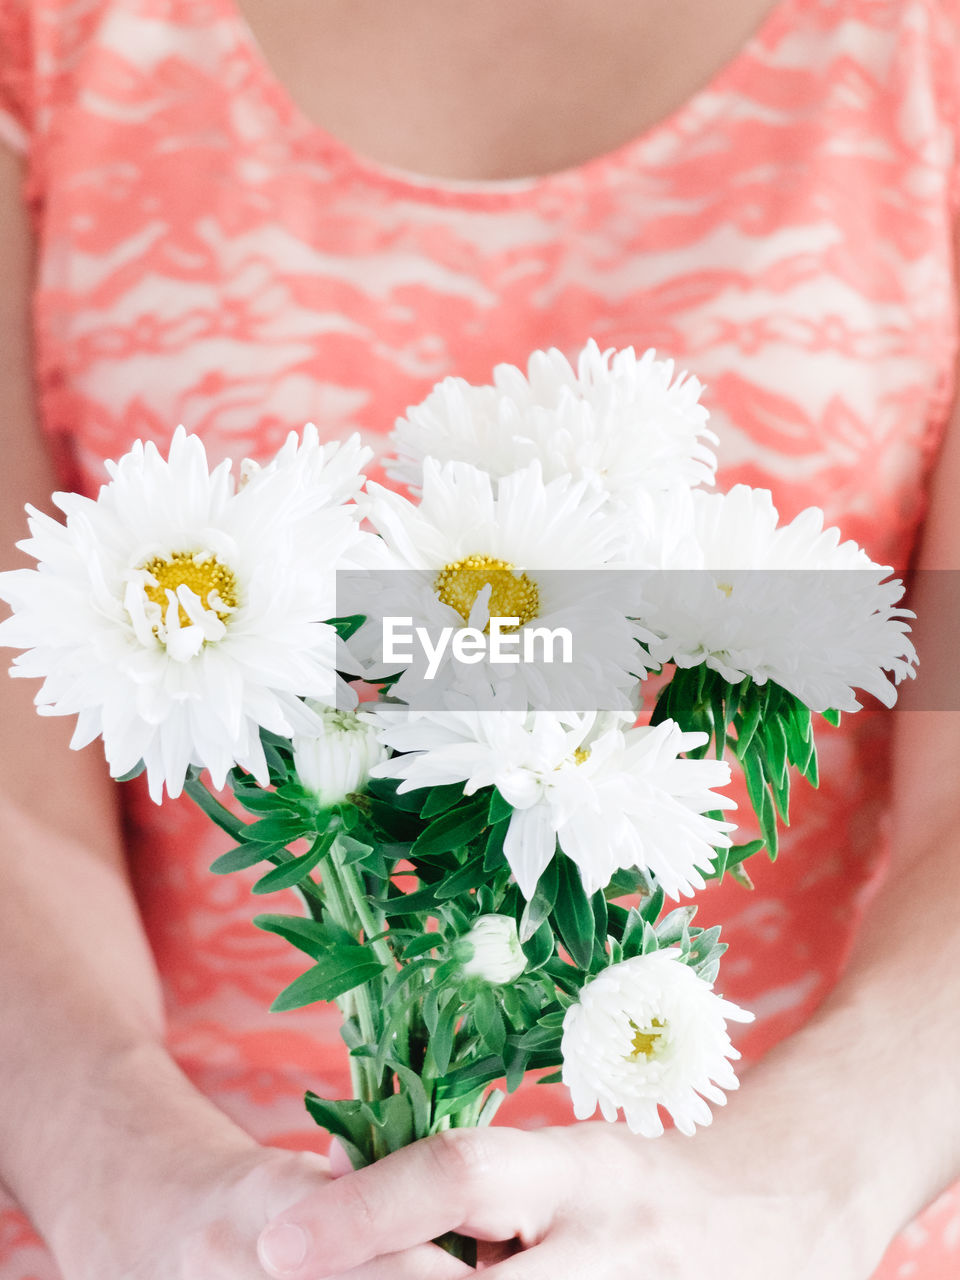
[321,841,396,1121]
[186,774,400,1154]
[329,841,394,969]
[184,773,246,841]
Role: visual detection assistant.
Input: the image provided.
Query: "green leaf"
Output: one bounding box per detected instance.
[655,905,697,947]
[366,777,425,814]
[620,907,646,957]
[388,1062,432,1140]
[231,787,300,816]
[484,819,509,873]
[687,924,723,969]
[604,866,652,899]
[591,891,608,948]
[380,955,435,1006]
[473,986,506,1055]
[641,919,660,954]
[741,747,778,858]
[253,913,356,959]
[488,788,513,825]
[533,1009,566,1030]
[734,687,763,758]
[243,815,310,845]
[402,932,441,961]
[420,783,467,819]
[520,917,554,971]
[515,1022,561,1051]
[551,855,595,970]
[251,831,334,894]
[368,1093,417,1155]
[429,997,459,1076]
[821,708,841,727]
[722,839,764,871]
[412,795,490,856]
[270,948,386,1011]
[501,982,543,1027]
[638,885,665,925]
[303,1095,374,1169]
[328,613,366,641]
[519,856,560,944]
[435,852,487,900]
[505,1046,528,1094]
[422,985,441,1036]
[709,679,728,759]
[209,839,289,875]
[381,882,443,918]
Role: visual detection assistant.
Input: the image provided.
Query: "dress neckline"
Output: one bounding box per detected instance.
[213,0,800,207]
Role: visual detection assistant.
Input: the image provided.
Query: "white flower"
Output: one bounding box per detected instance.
[633,486,917,712]
[460,915,527,985]
[366,707,735,900]
[0,427,374,802]
[293,704,388,807]
[352,458,651,712]
[387,340,716,505]
[561,949,754,1138]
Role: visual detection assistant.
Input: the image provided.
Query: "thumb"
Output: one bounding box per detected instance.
[327,1137,354,1179]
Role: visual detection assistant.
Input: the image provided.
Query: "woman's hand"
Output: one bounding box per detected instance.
[48,1134,475,1280]
[255,1093,876,1280]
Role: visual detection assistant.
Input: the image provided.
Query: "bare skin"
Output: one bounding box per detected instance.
[1,3,958,1277]
[233,0,780,180]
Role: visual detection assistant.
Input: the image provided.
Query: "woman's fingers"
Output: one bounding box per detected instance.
[256,1127,571,1278]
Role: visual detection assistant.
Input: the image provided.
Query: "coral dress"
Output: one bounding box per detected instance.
[1,0,959,1274]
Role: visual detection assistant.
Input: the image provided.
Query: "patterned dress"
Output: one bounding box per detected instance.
[1,0,959,1274]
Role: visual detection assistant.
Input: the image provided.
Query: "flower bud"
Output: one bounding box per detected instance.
[460,914,526,985]
[292,705,388,807]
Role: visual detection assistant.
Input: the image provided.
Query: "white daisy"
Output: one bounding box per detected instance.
[561,949,754,1138]
[387,340,717,503]
[352,460,649,711]
[633,485,917,712]
[367,707,735,900]
[292,704,389,808]
[352,458,651,713]
[0,427,373,802]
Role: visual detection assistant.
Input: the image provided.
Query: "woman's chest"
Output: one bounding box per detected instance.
[30,0,958,572]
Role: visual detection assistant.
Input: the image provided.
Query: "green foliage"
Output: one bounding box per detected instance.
[651,666,831,869]
[252,831,335,894]
[186,658,815,1168]
[271,946,387,1011]
[551,855,595,970]
[252,913,357,958]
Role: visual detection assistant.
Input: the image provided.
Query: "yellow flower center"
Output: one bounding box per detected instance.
[572,747,590,765]
[142,551,239,629]
[627,1017,666,1060]
[434,554,539,631]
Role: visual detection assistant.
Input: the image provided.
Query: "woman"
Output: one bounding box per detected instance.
[0,0,958,1275]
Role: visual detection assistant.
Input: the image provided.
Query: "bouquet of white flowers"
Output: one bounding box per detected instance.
[0,342,916,1266]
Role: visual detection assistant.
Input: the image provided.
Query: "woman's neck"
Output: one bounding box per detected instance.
[231,0,784,181]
